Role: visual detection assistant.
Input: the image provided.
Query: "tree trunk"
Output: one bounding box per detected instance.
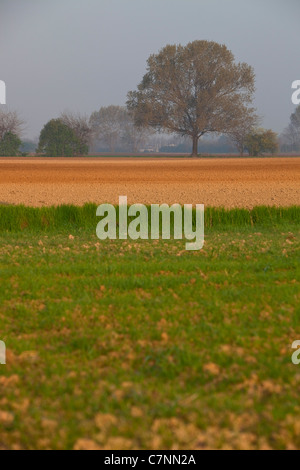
[238,143,244,157]
[191,135,198,157]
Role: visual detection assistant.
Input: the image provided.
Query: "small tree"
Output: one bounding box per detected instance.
[38,119,82,157]
[245,129,278,156]
[281,105,300,152]
[122,114,153,152]
[89,106,151,153]
[60,111,91,154]
[0,110,24,140]
[227,112,259,155]
[281,123,300,152]
[291,105,300,131]
[0,132,22,156]
[89,106,128,152]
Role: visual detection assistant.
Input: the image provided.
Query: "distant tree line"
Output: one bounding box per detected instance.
[280,105,300,152]
[89,106,153,153]
[2,39,298,157]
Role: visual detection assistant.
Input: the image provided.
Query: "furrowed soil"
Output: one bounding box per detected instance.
[0,157,299,208]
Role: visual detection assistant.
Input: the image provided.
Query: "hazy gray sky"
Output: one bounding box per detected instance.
[0,0,299,139]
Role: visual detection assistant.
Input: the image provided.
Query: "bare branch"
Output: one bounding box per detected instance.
[0,109,24,140]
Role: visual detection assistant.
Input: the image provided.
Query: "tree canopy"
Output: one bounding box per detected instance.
[0,132,22,156]
[89,105,152,153]
[127,40,256,156]
[0,110,24,141]
[60,112,91,154]
[90,106,128,153]
[245,129,278,156]
[281,105,300,152]
[38,119,88,157]
[227,112,259,156]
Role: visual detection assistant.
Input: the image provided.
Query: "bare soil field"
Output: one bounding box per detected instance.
[0,157,299,208]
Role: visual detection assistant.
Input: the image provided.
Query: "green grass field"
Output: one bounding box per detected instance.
[0,206,299,450]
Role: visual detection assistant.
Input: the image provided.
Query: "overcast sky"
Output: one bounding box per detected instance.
[0,0,299,140]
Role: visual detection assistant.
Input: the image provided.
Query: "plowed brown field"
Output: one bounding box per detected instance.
[0,157,299,208]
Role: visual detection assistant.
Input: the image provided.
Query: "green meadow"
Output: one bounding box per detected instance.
[0,205,299,450]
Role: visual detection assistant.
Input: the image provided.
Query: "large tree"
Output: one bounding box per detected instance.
[127,40,256,156]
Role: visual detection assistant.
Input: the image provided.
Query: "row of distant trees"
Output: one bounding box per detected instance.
[37,107,154,156]
[0,40,298,157]
[0,105,285,157]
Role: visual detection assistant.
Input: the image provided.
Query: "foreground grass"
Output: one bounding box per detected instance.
[0,223,299,450]
[0,204,299,232]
